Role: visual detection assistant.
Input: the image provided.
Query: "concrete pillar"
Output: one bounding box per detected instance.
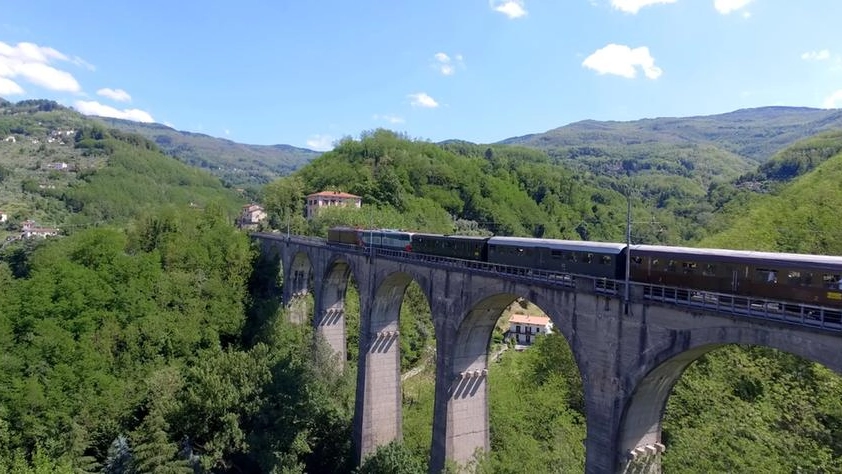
[315,307,346,362]
[429,319,455,474]
[353,266,403,465]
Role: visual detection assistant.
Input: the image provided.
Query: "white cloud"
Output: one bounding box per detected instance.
[823,90,842,109]
[306,134,334,151]
[71,56,96,71]
[432,52,465,76]
[611,0,677,14]
[97,87,132,102]
[373,114,405,124]
[0,77,24,95]
[801,49,831,61]
[490,0,527,19]
[74,100,154,123]
[0,41,83,93]
[714,0,752,14]
[582,43,662,79]
[408,92,439,108]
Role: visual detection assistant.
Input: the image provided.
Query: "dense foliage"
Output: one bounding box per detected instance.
[0,208,360,473]
[4,97,842,473]
[98,117,321,188]
[0,101,245,241]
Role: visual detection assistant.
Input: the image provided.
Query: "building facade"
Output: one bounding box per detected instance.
[237,204,268,230]
[305,191,362,220]
[21,220,58,239]
[506,313,553,347]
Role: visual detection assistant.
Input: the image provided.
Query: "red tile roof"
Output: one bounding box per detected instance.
[307,191,361,199]
[508,314,551,326]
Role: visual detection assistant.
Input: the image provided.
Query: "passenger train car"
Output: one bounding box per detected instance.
[328,226,414,252]
[326,227,842,309]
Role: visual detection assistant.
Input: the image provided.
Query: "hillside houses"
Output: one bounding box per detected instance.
[20,220,59,239]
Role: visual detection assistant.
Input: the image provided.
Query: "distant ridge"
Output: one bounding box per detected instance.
[96,117,321,186]
[499,106,842,163]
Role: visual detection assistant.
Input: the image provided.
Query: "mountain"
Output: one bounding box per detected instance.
[0,99,244,236]
[96,117,321,187]
[499,106,842,183]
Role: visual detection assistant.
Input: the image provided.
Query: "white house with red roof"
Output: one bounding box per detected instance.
[305,190,362,220]
[21,220,59,239]
[237,203,267,230]
[506,313,553,348]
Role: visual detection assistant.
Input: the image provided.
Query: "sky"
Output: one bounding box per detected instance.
[1,0,841,151]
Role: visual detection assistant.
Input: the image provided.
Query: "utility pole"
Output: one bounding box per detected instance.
[625,192,632,315]
[623,187,662,315]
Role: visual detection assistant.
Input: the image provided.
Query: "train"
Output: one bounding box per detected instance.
[327,226,842,310]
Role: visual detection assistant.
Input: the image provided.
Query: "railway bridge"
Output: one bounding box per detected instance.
[253,233,842,474]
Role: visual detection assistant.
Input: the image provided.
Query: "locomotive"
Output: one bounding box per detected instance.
[326,226,842,309]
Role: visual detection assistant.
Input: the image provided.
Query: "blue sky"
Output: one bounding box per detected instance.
[1,1,841,151]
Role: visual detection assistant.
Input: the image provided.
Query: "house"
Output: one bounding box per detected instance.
[3,136,15,143]
[47,162,70,171]
[0,211,7,223]
[506,313,553,348]
[237,203,267,230]
[305,191,362,220]
[21,220,59,239]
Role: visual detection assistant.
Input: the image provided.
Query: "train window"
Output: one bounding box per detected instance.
[551,250,563,259]
[756,269,777,283]
[823,274,842,289]
[632,256,642,265]
[682,262,697,274]
[600,255,611,265]
[703,264,716,276]
[567,253,577,263]
[651,258,659,268]
[584,253,593,263]
[667,260,677,272]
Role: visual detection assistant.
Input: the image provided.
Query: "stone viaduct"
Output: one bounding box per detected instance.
[253,233,842,474]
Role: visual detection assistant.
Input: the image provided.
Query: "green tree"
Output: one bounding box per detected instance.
[356,441,426,474]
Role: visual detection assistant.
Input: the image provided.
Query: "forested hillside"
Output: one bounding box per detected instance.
[3,95,842,473]
[0,100,355,473]
[262,129,726,245]
[0,99,244,241]
[702,131,842,254]
[98,117,320,188]
[261,128,842,473]
[503,106,842,165]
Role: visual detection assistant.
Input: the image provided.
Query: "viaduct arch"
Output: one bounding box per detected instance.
[255,234,842,473]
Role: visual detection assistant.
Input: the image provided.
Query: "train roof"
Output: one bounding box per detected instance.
[488,236,627,255]
[413,233,490,242]
[632,244,842,270]
[331,227,415,235]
